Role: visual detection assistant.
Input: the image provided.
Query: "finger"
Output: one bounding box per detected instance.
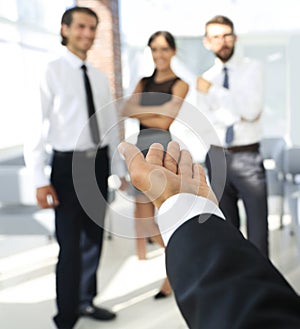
[50,190,60,207]
[145,143,164,166]
[192,163,206,181]
[37,194,53,209]
[37,196,48,209]
[164,141,180,174]
[193,163,218,205]
[178,149,193,177]
[118,142,152,193]
[118,142,145,172]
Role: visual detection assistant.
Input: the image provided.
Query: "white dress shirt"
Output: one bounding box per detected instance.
[197,54,264,147]
[157,193,225,246]
[24,49,126,187]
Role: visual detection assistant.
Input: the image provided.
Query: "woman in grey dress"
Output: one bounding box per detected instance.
[122,31,189,298]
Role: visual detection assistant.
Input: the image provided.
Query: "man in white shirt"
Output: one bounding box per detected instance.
[118,140,300,329]
[196,15,268,257]
[24,6,126,329]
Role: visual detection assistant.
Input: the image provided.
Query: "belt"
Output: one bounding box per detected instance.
[54,145,108,158]
[211,143,260,153]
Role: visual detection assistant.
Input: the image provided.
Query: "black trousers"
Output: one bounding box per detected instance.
[51,147,109,329]
[205,145,269,257]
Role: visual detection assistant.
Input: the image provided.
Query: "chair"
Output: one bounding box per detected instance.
[260,137,287,227]
[282,146,300,251]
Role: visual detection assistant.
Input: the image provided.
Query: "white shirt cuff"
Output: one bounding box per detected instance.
[33,166,51,188]
[157,193,225,246]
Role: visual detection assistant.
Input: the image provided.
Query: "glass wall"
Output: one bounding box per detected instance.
[121,33,297,145]
[0,0,75,149]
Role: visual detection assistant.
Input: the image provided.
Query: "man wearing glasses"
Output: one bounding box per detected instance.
[196,15,269,257]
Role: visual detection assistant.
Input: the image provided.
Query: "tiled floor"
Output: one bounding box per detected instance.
[0,192,300,329]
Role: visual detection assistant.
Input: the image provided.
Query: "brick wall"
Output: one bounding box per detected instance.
[76,0,123,101]
[76,0,124,138]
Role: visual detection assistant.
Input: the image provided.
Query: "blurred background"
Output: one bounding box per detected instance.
[1,0,300,153]
[0,1,300,328]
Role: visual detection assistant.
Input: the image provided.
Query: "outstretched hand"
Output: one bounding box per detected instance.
[118,141,217,209]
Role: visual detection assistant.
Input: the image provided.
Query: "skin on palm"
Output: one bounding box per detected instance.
[119,141,217,209]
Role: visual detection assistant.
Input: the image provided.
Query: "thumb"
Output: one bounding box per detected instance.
[118,142,145,172]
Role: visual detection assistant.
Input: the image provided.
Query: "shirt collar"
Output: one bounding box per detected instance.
[215,54,238,71]
[63,49,88,69]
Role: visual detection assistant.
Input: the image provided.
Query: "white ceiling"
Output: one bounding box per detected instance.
[120,0,300,45]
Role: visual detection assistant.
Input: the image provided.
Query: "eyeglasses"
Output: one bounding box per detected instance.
[207,33,235,44]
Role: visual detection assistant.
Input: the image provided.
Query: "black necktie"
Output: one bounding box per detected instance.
[81,64,100,146]
[223,66,234,145]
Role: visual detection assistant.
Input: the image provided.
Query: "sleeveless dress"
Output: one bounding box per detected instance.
[135,74,181,157]
[128,74,180,196]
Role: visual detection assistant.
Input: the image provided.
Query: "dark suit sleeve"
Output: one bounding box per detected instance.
[166,214,300,329]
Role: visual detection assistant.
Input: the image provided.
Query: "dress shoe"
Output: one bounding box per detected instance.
[154,290,172,299]
[79,305,116,321]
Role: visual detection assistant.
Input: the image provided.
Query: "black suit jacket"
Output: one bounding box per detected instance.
[165,214,300,329]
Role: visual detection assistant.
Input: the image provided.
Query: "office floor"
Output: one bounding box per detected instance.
[0,192,300,329]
